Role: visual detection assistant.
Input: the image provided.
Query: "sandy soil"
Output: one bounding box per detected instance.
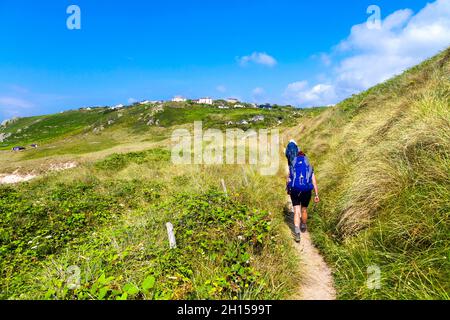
[0,162,77,185]
[0,171,37,184]
[285,198,336,300]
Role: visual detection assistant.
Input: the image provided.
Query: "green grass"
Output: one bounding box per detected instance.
[1,48,448,300]
[154,105,299,130]
[94,148,171,171]
[0,100,304,300]
[0,109,115,150]
[0,144,298,300]
[0,103,302,154]
[20,136,120,160]
[292,47,450,299]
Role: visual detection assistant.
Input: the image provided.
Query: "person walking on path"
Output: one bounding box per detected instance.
[285,140,320,242]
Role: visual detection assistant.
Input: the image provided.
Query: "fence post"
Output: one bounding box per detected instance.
[166,222,177,249]
[221,178,228,197]
[242,166,249,186]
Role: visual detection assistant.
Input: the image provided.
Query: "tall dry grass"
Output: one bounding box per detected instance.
[288,48,450,299]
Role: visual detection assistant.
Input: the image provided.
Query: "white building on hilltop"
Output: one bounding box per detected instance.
[197,97,213,105]
[226,98,239,104]
[172,96,187,102]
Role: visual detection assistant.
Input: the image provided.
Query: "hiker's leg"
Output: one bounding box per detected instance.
[299,191,311,224]
[301,206,308,224]
[293,205,301,228]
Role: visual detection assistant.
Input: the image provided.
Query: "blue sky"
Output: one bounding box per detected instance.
[0,0,449,120]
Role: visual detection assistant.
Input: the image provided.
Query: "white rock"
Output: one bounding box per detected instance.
[0,133,11,142]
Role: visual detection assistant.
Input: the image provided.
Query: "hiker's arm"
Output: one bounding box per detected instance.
[312,173,320,202]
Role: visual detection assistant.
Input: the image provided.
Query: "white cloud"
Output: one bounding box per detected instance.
[251,87,266,102]
[286,0,450,107]
[252,87,265,95]
[127,97,137,104]
[320,53,332,66]
[216,85,227,93]
[9,85,29,94]
[312,53,332,66]
[238,52,277,67]
[0,96,34,118]
[284,81,337,107]
[0,86,70,121]
[0,97,33,109]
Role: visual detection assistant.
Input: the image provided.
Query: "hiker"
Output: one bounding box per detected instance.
[285,140,320,242]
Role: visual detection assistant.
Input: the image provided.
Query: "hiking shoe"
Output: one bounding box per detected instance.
[294,232,301,243]
[300,223,307,233]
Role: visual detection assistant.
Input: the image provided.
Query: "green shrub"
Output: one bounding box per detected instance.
[95,148,171,171]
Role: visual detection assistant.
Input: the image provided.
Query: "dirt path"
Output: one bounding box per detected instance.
[282,124,336,299]
[284,199,336,300]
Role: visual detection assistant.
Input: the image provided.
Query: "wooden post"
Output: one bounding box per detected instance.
[166,222,177,249]
[242,166,249,186]
[221,178,228,197]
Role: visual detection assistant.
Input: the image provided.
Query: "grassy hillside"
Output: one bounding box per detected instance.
[0,103,317,300]
[0,156,297,299]
[1,48,448,300]
[0,103,299,151]
[290,48,450,299]
[0,103,304,171]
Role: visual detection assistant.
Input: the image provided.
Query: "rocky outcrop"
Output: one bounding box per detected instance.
[1,117,19,127]
[0,132,12,142]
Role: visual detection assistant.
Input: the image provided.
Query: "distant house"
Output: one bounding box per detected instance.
[139,100,151,105]
[197,97,213,105]
[234,104,245,108]
[218,105,229,109]
[226,98,239,104]
[172,96,187,102]
[258,103,272,109]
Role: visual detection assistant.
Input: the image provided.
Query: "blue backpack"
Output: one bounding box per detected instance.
[289,155,314,193]
[285,142,299,169]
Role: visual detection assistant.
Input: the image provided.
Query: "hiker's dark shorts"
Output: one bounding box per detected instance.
[290,190,312,208]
